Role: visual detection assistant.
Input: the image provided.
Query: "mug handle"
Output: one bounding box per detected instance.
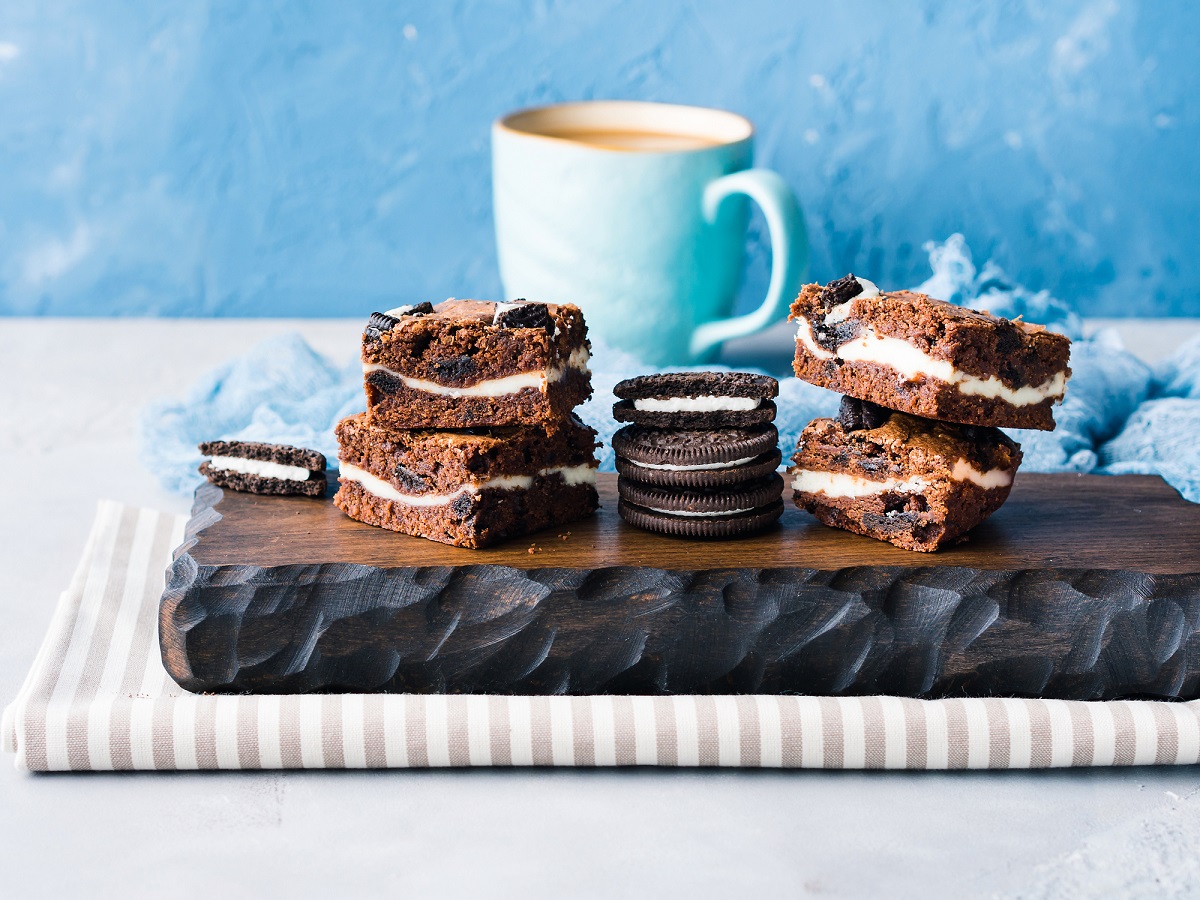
[689,169,809,360]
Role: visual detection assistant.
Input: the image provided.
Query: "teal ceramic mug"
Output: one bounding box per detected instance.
[492,101,808,365]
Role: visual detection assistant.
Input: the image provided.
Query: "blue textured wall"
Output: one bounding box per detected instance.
[1,1,1197,317]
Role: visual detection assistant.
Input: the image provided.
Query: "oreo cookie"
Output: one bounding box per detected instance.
[493,300,553,332]
[837,395,892,431]
[817,273,867,310]
[613,424,781,488]
[613,371,779,428]
[616,474,785,539]
[198,440,327,497]
[365,303,434,342]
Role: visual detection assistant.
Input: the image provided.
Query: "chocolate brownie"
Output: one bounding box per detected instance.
[612,372,778,428]
[612,424,781,488]
[788,396,1024,552]
[198,440,327,497]
[616,474,784,539]
[789,275,1071,430]
[333,412,599,548]
[362,299,592,430]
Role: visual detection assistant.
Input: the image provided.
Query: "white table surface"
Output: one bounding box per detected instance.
[2,317,1199,899]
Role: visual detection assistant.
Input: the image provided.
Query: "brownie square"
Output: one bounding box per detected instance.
[789,276,1071,430]
[333,412,599,548]
[789,397,1023,552]
[361,299,592,430]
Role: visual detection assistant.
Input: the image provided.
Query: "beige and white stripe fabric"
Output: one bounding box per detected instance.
[5,500,1200,772]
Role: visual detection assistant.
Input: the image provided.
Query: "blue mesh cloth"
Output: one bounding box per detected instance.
[140,334,365,495]
[140,236,1200,503]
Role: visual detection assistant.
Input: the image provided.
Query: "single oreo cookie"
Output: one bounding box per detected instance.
[617,485,784,539]
[616,449,781,488]
[619,473,783,513]
[613,424,781,488]
[617,473,783,539]
[613,371,778,428]
[198,440,327,497]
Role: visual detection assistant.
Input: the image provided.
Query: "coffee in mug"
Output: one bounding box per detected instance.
[492,100,808,365]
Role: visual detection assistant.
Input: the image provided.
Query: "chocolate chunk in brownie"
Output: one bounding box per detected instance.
[198,440,327,497]
[788,411,1023,552]
[836,396,891,432]
[362,298,592,430]
[493,300,554,331]
[789,277,1072,431]
[818,274,869,310]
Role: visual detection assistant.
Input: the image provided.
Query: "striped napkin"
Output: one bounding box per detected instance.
[5,501,1200,772]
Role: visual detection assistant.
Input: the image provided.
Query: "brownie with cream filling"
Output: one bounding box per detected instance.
[362,299,592,430]
[789,396,1023,552]
[333,411,599,548]
[790,276,1071,431]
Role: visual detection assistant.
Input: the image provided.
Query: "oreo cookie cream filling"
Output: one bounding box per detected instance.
[198,440,327,497]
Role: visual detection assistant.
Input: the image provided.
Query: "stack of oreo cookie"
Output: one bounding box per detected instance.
[786,274,1071,551]
[332,299,601,548]
[611,372,784,538]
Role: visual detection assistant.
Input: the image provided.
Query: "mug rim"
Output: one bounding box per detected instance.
[494,100,754,153]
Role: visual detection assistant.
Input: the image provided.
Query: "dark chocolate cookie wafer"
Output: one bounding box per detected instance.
[199,440,327,497]
[617,498,784,539]
[616,474,784,538]
[616,449,781,488]
[612,371,778,427]
[613,424,781,488]
[614,399,776,428]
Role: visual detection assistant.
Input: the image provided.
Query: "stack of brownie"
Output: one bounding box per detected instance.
[610,372,784,538]
[786,275,1072,551]
[333,299,600,548]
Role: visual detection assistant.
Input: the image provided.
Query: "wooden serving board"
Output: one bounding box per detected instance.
[161,473,1200,700]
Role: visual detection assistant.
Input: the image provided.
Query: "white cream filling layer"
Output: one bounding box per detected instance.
[208,455,312,482]
[794,318,1066,407]
[340,461,596,506]
[632,395,760,413]
[363,346,590,398]
[790,460,1012,498]
[822,277,880,325]
[646,506,755,517]
[629,454,758,472]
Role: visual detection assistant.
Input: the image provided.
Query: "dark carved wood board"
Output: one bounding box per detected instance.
[161,473,1200,700]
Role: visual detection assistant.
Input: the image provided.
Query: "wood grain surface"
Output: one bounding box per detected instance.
[191,473,1200,574]
[161,473,1200,699]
